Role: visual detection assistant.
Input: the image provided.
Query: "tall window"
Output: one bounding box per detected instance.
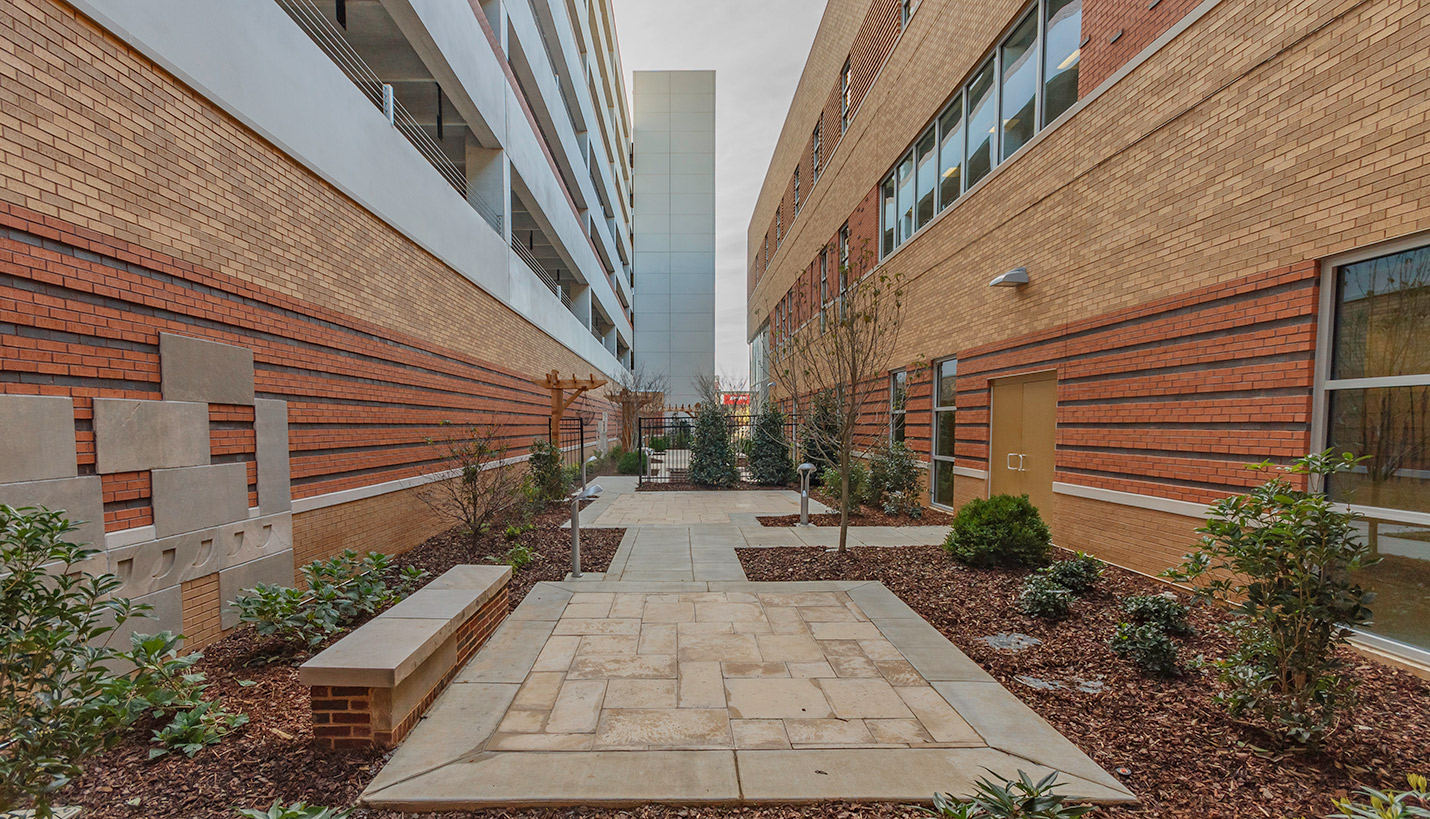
[937,95,964,212]
[890,370,908,443]
[812,119,823,181]
[895,153,915,245]
[931,358,957,506]
[763,234,768,267]
[1000,12,1039,160]
[901,0,912,28]
[965,60,996,188]
[838,224,850,318]
[881,176,897,257]
[819,250,829,333]
[793,167,801,213]
[1319,240,1430,653]
[840,58,852,133]
[776,209,782,244]
[915,126,937,230]
[1043,0,1082,123]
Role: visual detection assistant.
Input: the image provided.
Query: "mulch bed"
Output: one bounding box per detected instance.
[736,545,1430,819]
[637,480,794,492]
[758,490,955,527]
[64,505,623,819]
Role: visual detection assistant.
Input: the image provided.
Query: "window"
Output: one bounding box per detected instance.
[965,60,997,188]
[1043,0,1082,123]
[931,358,957,506]
[763,234,768,268]
[1000,12,1039,160]
[1318,240,1430,654]
[776,209,782,245]
[937,96,964,210]
[819,250,829,333]
[812,119,823,181]
[881,175,897,257]
[895,153,915,246]
[890,370,908,444]
[840,58,852,133]
[838,224,850,318]
[915,126,937,230]
[793,167,800,213]
[901,0,912,28]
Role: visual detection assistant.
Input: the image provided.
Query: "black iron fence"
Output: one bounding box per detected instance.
[558,416,586,469]
[637,413,800,486]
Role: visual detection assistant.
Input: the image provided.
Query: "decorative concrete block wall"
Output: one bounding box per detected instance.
[0,333,292,649]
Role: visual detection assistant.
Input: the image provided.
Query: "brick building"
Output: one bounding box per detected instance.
[747,0,1430,665]
[0,0,712,648]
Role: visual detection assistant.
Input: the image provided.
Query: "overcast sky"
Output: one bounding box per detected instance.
[613,0,827,386]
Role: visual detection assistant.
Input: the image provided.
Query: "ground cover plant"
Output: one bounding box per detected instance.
[737,543,1430,819]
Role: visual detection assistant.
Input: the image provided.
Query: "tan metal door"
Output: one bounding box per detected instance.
[988,371,1057,515]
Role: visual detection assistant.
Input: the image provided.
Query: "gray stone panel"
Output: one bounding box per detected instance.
[219,549,295,629]
[92,398,210,473]
[254,398,291,513]
[160,332,255,405]
[0,476,105,553]
[0,395,78,483]
[104,512,291,599]
[151,463,249,537]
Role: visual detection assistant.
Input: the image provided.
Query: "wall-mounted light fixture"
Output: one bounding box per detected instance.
[989,266,1029,287]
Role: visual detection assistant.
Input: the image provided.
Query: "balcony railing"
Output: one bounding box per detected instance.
[511,237,571,308]
[278,0,503,233]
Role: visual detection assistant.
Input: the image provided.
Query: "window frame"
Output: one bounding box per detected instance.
[793,166,801,213]
[812,119,823,182]
[889,369,908,444]
[840,58,853,133]
[819,249,829,334]
[930,357,958,509]
[1312,233,1430,528]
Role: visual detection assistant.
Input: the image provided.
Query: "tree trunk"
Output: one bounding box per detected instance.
[838,447,850,553]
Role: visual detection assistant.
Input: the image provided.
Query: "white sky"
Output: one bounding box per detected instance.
[613,0,827,385]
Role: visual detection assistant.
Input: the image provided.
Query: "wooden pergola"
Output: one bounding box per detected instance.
[533,369,607,443]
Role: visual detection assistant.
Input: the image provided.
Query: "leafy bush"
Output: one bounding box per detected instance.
[617,449,647,474]
[943,494,1052,568]
[749,404,795,486]
[1040,552,1103,595]
[503,523,534,542]
[1017,574,1072,620]
[234,550,424,649]
[495,543,535,571]
[1110,622,1180,677]
[109,631,247,758]
[882,490,924,519]
[648,435,669,453]
[150,700,248,759]
[819,462,870,505]
[0,505,142,814]
[235,801,352,819]
[1327,774,1430,819]
[800,388,842,474]
[526,438,569,502]
[1122,594,1193,637]
[671,419,694,449]
[1164,451,1377,743]
[928,770,1095,818]
[689,404,739,487]
[419,420,526,549]
[868,441,921,507]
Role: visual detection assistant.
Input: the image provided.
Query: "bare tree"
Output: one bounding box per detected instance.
[775,240,905,552]
[419,418,526,549]
[606,362,668,450]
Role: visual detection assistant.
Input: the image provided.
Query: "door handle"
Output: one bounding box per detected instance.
[1006,452,1019,471]
[1017,453,1027,472]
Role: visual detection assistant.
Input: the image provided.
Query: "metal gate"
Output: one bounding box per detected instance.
[558,415,586,468]
[637,413,798,486]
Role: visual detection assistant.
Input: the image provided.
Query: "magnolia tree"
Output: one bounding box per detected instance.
[776,242,905,552]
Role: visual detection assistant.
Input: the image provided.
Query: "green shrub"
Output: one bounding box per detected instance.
[800,389,841,473]
[235,801,352,819]
[617,449,646,474]
[671,419,694,449]
[881,490,924,519]
[0,505,143,814]
[868,441,921,507]
[495,543,535,571]
[234,550,424,649]
[943,494,1052,568]
[928,770,1095,818]
[111,631,247,758]
[1164,451,1377,743]
[648,435,669,453]
[1110,622,1180,677]
[1040,551,1103,595]
[689,404,739,487]
[149,700,248,759]
[526,438,569,502]
[749,404,794,486]
[1017,574,1072,620]
[1122,594,1193,636]
[1327,774,1430,819]
[819,462,871,505]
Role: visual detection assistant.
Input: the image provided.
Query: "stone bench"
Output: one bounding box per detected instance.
[299,564,511,749]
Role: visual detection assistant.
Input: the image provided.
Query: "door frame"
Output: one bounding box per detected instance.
[984,367,1058,501]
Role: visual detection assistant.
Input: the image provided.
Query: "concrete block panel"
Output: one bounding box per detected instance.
[93,398,210,474]
[105,585,184,656]
[219,549,295,629]
[106,511,292,599]
[151,463,249,537]
[670,153,715,175]
[221,511,293,569]
[669,173,714,194]
[159,332,255,405]
[0,395,78,483]
[668,72,714,94]
[254,399,291,514]
[0,476,105,552]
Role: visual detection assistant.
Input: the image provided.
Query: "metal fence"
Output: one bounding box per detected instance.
[637,414,800,486]
[558,416,586,469]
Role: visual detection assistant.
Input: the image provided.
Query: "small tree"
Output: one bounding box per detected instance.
[0,506,140,815]
[776,241,905,552]
[689,373,740,487]
[1164,451,1378,744]
[606,362,667,451]
[526,437,569,502]
[419,419,526,548]
[801,388,841,475]
[749,402,794,486]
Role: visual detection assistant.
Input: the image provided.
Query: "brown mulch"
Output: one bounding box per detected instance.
[736,545,1430,819]
[64,505,623,819]
[637,480,794,492]
[757,491,954,527]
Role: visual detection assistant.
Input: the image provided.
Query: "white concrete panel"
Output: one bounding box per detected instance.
[671,153,715,175]
[670,193,714,216]
[670,174,715,194]
[638,153,672,175]
[670,112,715,132]
[636,232,671,252]
[670,93,715,113]
[669,73,714,94]
[670,232,716,253]
[671,130,716,153]
[670,254,715,275]
[671,213,715,234]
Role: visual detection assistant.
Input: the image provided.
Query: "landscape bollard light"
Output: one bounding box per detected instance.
[569,483,603,578]
[642,447,654,479]
[798,462,816,527]
[582,454,598,487]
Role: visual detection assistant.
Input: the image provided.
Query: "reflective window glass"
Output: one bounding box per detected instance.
[1043,0,1082,123]
[937,98,964,211]
[1000,13,1039,160]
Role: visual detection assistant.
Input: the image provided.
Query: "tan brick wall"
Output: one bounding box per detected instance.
[180,574,224,650]
[291,482,454,579]
[1050,491,1204,578]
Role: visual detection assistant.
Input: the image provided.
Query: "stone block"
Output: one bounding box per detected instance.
[219,549,294,629]
[0,395,77,483]
[159,332,255,405]
[92,398,210,473]
[104,512,290,599]
[151,463,249,537]
[106,585,183,651]
[0,476,105,553]
[254,398,291,513]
